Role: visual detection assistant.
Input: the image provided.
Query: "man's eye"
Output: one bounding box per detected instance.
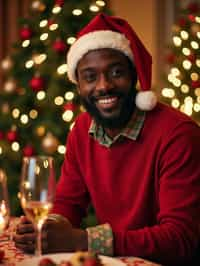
[83,73,96,82]
[110,67,125,78]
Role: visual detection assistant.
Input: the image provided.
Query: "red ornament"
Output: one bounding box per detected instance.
[6,130,18,142]
[63,102,77,111]
[188,14,196,22]
[191,80,200,88]
[48,19,55,27]
[165,53,176,64]
[29,76,45,91]
[187,2,199,13]
[19,26,33,40]
[52,39,67,53]
[187,54,196,63]
[178,17,187,27]
[23,145,35,156]
[0,131,4,140]
[54,0,65,6]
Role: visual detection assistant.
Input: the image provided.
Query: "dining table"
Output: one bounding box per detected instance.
[0,219,162,266]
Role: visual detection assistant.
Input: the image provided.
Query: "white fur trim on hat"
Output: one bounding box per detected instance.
[67,30,134,84]
[135,91,157,110]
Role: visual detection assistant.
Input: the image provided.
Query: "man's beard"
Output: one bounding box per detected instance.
[80,87,136,129]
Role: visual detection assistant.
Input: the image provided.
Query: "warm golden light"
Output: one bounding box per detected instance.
[52,6,61,14]
[57,145,66,154]
[96,0,105,6]
[161,88,175,98]
[40,33,48,41]
[36,91,46,100]
[182,47,190,56]
[191,41,199,49]
[57,64,67,74]
[12,108,20,119]
[25,60,34,68]
[191,73,199,81]
[54,96,64,105]
[11,142,20,152]
[181,84,190,93]
[173,36,182,46]
[22,40,30,47]
[180,30,189,40]
[65,91,74,100]
[72,9,82,16]
[49,23,58,31]
[89,5,100,12]
[62,110,73,122]
[29,109,38,119]
[171,98,180,108]
[67,37,76,45]
[39,20,48,27]
[182,60,192,70]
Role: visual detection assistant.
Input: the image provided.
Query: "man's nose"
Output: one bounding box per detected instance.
[96,73,112,91]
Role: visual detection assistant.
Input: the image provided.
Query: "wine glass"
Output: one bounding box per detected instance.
[20,156,56,256]
[0,169,10,234]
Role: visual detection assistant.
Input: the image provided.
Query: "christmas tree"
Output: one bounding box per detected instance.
[161,1,200,124]
[0,0,110,216]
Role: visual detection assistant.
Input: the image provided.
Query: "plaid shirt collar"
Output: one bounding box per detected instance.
[89,108,146,147]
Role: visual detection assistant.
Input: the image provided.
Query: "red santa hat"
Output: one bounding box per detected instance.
[67,13,157,110]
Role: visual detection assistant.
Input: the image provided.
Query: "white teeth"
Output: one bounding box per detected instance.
[98,97,117,104]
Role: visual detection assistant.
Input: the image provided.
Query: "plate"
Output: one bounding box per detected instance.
[16,253,126,266]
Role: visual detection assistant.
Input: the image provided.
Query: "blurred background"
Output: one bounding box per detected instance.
[0,0,199,218]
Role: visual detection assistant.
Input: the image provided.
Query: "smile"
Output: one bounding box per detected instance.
[97,96,118,105]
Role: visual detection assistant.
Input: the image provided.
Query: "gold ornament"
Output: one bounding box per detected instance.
[36,126,46,137]
[31,0,46,12]
[3,79,17,93]
[1,57,13,71]
[2,103,10,114]
[42,132,59,154]
[191,24,200,34]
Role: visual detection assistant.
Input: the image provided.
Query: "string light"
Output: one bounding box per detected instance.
[11,142,20,152]
[33,54,47,64]
[72,9,82,16]
[22,40,30,47]
[171,98,180,108]
[20,114,29,124]
[194,103,200,112]
[29,109,38,119]
[25,60,34,68]
[173,36,182,46]
[39,20,48,27]
[57,64,67,75]
[62,110,73,122]
[57,145,66,154]
[52,6,61,14]
[49,23,58,31]
[12,108,20,119]
[191,73,199,81]
[196,59,200,67]
[40,33,48,41]
[54,96,64,105]
[182,47,190,56]
[191,41,199,49]
[171,67,180,76]
[67,37,76,45]
[89,4,100,12]
[195,88,200,96]
[0,147,2,155]
[65,91,74,100]
[180,30,189,40]
[161,88,175,98]
[96,0,105,7]
[195,16,200,23]
[182,60,192,70]
[181,84,190,93]
[36,91,46,100]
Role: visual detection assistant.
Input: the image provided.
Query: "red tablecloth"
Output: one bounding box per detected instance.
[0,219,161,266]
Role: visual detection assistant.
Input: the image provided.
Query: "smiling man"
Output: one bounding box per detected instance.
[14,13,200,266]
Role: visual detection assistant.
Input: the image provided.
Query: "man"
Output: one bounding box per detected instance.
[14,13,200,266]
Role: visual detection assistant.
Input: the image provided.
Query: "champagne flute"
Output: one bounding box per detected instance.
[20,156,56,256]
[0,169,10,234]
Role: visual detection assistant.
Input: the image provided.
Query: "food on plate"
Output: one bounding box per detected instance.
[39,251,103,266]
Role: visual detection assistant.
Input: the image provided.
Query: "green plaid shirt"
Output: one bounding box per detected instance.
[89,108,146,147]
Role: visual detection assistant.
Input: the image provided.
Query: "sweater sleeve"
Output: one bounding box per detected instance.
[52,125,90,227]
[113,122,200,265]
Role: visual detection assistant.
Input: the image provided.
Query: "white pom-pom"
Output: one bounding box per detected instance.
[135,91,157,110]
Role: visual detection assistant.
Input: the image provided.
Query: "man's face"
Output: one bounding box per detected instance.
[76,48,137,129]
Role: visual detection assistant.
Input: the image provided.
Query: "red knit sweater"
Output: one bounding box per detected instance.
[53,103,200,265]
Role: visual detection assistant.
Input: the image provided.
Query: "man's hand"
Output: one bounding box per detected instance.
[14,216,36,253]
[42,215,88,253]
[14,215,88,254]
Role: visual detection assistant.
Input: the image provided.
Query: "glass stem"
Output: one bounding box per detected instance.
[35,221,43,256]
